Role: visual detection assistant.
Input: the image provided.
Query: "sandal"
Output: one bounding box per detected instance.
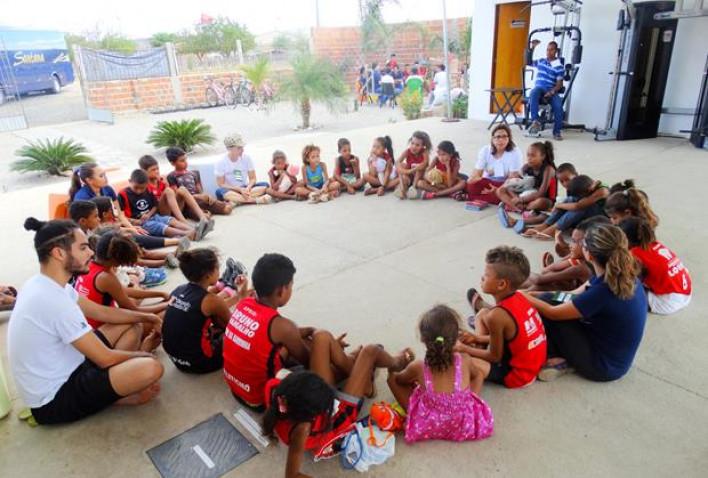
[542,252,555,268]
[534,232,554,241]
[497,203,511,228]
[513,219,526,234]
[466,287,483,313]
[538,360,574,382]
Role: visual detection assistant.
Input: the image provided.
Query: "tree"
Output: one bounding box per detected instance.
[360,0,398,55]
[179,30,218,61]
[278,53,348,129]
[272,33,292,51]
[99,34,137,55]
[150,32,180,47]
[177,18,255,61]
[240,57,270,101]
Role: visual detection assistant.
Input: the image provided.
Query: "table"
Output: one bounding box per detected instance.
[485,88,524,130]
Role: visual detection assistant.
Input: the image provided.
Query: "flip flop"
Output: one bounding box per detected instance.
[513,219,526,234]
[534,232,555,241]
[466,287,484,313]
[497,203,511,228]
[18,407,38,427]
[522,229,540,238]
[542,252,555,268]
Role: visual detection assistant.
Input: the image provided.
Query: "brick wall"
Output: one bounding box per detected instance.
[311,17,470,87]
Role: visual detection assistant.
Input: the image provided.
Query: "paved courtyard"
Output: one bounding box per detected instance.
[0,117,706,477]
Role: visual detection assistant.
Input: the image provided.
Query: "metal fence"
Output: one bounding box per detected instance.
[0,36,27,132]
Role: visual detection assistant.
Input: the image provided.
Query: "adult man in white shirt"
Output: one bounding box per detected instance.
[7,218,163,425]
[214,133,272,205]
[427,64,449,107]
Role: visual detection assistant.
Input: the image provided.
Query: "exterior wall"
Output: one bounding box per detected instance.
[468,0,708,136]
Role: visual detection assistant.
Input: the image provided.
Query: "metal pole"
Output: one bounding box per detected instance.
[441,0,454,121]
[315,0,321,27]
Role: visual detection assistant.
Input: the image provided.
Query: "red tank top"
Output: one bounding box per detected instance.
[631,242,692,295]
[74,261,117,329]
[147,179,167,200]
[264,377,328,449]
[223,297,282,406]
[404,150,425,168]
[496,292,547,388]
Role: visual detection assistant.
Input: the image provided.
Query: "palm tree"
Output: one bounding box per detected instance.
[240,57,270,105]
[278,53,348,129]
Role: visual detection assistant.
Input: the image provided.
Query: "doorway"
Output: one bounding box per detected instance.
[617,1,677,140]
[491,1,531,113]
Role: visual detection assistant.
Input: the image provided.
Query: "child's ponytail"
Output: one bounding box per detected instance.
[530,141,556,169]
[585,224,639,300]
[69,162,98,201]
[381,135,394,160]
[418,304,460,373]
[437,140,460,161]
[627,188,659,230]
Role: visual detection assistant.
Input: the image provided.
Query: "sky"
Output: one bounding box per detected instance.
[1,0,474,38]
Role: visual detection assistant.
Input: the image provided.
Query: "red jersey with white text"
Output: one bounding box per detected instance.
[222,297,283,406]
[74,261,116,329]
[631,242,692,296]
[495,291,547,388]
[404,150,425,168]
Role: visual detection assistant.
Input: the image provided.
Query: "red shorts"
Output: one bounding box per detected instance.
[311,392,362,460]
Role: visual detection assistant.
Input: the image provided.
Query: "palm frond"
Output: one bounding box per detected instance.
[146,119,216,152]
[240,57,270,89]
[12,137,93,176]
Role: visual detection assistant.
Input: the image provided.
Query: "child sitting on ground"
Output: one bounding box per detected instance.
[70,200,181,269]
[333,138,365,194]
[363,136,399,196]
[74,230,169,332]
[496,141,557,215]
[295,144,341,203]
[605,180,659,229]
[387,304,493,443]
[416,140,466,200]
[521,216,609,292]
[262,345,413,471]
[266,150,299,201]
[139,154,214,232]
[458,246,547,388]
[511,174,609,239]
[163,148,232,216]
[118,169,200,240]
[619,217,692,315]
[162,248,250,373]
[395,130,431,199]
[223,253,357,411]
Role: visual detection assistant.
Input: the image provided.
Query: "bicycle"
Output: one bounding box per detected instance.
[204,76,236,107]
[233,78,255,107]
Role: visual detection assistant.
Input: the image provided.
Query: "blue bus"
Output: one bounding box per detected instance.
[0,29,74,104]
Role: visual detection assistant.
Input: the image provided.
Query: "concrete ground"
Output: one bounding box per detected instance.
[0,117,707,477]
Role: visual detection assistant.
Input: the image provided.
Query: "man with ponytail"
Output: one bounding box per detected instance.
[524,223,648,382]
[7,218,163,425]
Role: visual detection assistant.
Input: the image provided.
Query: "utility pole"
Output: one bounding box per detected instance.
[441,0,457,122]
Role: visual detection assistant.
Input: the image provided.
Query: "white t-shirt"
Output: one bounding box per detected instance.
[474,145,523,180]
[433,70,448,92]
[7,274,91,408]
[381,74,395,85]
[214,153,255,188]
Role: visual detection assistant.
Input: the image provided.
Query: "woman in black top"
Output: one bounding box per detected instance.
[163,249,248,373]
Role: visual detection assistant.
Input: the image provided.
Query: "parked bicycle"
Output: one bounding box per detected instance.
[233,78,255,107]
[204,76,235,107]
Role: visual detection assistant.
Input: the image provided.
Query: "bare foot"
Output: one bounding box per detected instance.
[140,330,162,352]
[376,186,385,196]
[390,348,415,372]
[116,382,161,406]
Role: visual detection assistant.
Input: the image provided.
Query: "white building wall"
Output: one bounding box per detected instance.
[468,0,708,137]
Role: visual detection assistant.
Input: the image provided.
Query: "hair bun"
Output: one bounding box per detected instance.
[24,217,45,232]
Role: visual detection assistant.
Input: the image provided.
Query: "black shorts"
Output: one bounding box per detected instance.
[168,333,223,375]
[485,347,513,385]
[31,331,121,425]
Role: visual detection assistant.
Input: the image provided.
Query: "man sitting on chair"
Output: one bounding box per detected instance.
[528,40,565,140]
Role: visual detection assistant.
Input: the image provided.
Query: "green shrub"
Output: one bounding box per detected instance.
[12,137,93,176]
[398,88,423,120]
[452,93,469,119]
[147,119,216,152]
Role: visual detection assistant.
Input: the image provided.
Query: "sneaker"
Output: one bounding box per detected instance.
[165,253,179,269]
[422,192,436,200]
[538,360,574,382]
[308,191,320,203]
[319,193,330,202]
[141,267,168,288]
[204,218,216,236]
[527,121,541,137]
[221,257,248,289]
[256,194,273,205]
[408,188,423,200]
[195,219,209,241]
[175,236,190,257]
[553,133,564,141]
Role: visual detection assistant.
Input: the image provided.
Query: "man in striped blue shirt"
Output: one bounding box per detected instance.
[528,40,565,140]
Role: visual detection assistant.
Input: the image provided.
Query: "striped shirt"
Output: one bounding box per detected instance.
[533,58,564,91]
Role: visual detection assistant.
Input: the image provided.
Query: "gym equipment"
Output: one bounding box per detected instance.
[594,1,678,141]
[687,54,708,148]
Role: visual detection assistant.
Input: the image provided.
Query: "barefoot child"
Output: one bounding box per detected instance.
[619,217,692,315]
[395,130,431,199]
[459,246,547,388]
[333,138,365,194]
[417,140,466,200]
[496,141,557,214]
[262,343,413,473]
[363,136,399,196]
[223,253,354,411]
[266,150,299,201]
[163,249,249,373]
[163,148,232,216]
[387,304,493,443]
[118,169,199,240]
[295,144,341,203]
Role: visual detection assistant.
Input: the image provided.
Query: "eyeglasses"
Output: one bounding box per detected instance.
[492,135,509,139]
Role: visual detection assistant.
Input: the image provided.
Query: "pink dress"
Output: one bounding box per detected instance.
[405,353,494,443]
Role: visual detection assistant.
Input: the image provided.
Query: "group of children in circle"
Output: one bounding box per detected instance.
[9,126,693,478]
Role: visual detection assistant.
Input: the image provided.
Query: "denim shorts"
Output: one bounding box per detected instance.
[142,214,172,236]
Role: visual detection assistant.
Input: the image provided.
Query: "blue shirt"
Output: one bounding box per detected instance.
[72,185,117,202]
[533,58,564,91]
[572,276,647,380]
